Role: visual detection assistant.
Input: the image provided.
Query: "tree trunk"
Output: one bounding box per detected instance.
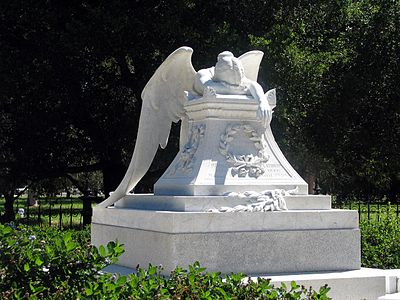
[304,172,317,195]
[27,189,38,206]
[81,191,92,226]
[102,162,126,198]
[2,194,16,223]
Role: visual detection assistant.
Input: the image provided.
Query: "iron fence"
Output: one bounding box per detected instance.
[8,195,400,230]
[13,195,101,230]
[332,198,400,222]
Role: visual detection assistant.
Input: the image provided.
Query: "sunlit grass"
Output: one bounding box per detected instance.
[0,196,97,229]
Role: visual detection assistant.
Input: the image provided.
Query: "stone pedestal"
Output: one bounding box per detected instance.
[154,94,308,196]
[91,194,361,275]
[92,93,363,286]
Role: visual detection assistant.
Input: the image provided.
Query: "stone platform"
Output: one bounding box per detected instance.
[114,194,332,211]
[266,268,400,300]
[92,194,360,276]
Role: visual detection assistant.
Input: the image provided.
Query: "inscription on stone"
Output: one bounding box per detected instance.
[262,163,290,178]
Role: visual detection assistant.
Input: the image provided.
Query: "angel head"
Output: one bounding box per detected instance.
[213,51,245,86]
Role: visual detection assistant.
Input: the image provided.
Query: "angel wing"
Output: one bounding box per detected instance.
[238,50,264,81]
[98,47,196,208]
[265,88,276,110]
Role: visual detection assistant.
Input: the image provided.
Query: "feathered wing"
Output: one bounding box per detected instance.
[265,88,276,110]
[98,47,196,208]
[238,50,264,81]
[179,115,190,150]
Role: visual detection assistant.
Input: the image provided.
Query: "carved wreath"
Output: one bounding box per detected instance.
[219,124,269,178]
[169,124,206,175]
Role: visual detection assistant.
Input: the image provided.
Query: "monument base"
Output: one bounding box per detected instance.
[91,195,360,275]
[265,268,400,300]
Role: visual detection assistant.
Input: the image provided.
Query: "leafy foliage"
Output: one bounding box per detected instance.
[0,0,261,219]
[250,0,400,197]
[1,0,399,220]
[361,206,400,269]
[0,225,123,299]
[0,224,331,299]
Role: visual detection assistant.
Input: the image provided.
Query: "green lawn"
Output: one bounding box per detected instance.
[332,201,400,222]
[0,196,94,229]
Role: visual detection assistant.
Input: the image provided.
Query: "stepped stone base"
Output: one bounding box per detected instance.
[379,292,400,300]
[92,195,360,275]
[114,194,332,211]
[266,268,400,300]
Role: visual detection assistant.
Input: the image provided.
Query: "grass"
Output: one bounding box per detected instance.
[332,200,400,222]
[0,196,96,229]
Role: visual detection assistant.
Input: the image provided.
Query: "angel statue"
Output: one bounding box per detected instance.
[193,50,272,127]
[98,47,275,208]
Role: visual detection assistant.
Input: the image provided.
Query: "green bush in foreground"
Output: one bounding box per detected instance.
[0,224,123,299]
[0,224,330,299]
[361,207,400,269]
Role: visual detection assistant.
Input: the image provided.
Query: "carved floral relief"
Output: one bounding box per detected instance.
[169,124,206,175]
[219,124,269,178]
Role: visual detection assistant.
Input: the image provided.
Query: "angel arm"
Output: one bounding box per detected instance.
[241,79,271,127]
[239,50,274,127]
[194,50,267,101]
[257,88,276,127]
[194,68,248,95]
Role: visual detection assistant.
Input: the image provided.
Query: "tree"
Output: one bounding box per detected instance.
[250,0,400,198]
[0,0,266,221]
[2,0,398,223]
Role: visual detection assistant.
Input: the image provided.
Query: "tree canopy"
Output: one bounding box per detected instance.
[251,0,400,197]
[1,0,399,220]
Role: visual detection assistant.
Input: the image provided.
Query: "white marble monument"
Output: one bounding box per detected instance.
[92,47,360,276]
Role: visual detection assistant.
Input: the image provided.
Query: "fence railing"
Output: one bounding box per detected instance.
[13,195,102,230]
[332,200,400,222]
[8,195,400,230]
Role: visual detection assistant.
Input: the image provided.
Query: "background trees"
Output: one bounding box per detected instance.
[252,0,400,197]
[1,0,399,220]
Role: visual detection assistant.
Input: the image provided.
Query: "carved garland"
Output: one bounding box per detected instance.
[169,124,206,175]
[208,189,289,212]
[219,124,269,178]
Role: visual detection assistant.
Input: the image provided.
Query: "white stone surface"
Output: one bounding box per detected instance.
[154,94,308,196]
[208,189,289,212]
[262,268,399,300]
[92,207,360,275]
[379,293,400,300]
[93,207,357,233]
[92,223,360,275]
[115,194,331,211]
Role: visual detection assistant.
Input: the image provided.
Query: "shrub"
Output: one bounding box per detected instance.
[0,224,331,299]
[361,207,400,269]
[85,262,331,299]
[0,224,123,299]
